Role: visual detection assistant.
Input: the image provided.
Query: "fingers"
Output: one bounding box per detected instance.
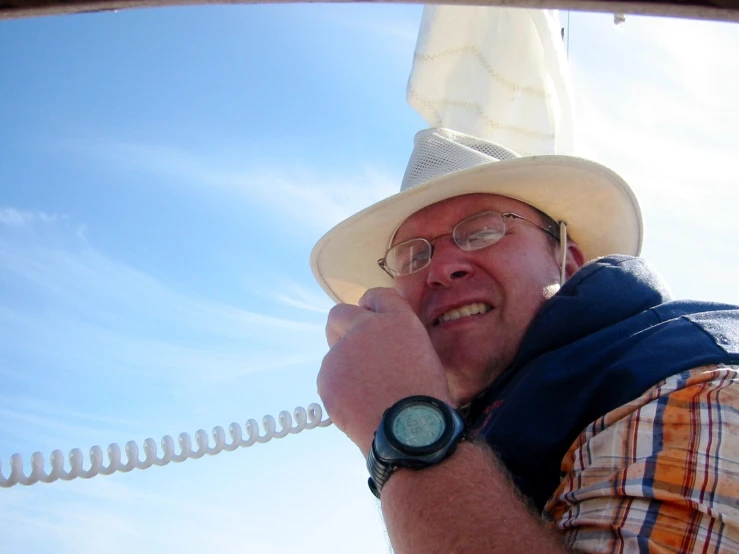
[326,288,414,348]
[358,287,410,314]
[325,303,369,347]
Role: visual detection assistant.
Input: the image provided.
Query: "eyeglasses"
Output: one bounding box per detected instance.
[377,211,559,278]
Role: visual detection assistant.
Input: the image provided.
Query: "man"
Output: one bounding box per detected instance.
[312,128,739,553]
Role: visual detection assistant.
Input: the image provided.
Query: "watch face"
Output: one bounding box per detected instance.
[392,403,446,448]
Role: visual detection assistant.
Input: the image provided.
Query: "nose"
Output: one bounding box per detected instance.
[425,236,475,288]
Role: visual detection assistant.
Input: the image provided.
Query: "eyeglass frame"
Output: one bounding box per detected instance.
[377,211,560,279]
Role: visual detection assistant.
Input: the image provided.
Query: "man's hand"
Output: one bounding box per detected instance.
[317,287,452,457]
[318,288,569,554]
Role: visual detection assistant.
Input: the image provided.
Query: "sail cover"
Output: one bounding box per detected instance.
[407,6,575,156]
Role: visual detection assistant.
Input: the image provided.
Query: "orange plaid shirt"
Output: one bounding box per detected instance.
[545,365,739,553]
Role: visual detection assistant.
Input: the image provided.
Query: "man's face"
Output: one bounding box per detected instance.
[392,194,570,406]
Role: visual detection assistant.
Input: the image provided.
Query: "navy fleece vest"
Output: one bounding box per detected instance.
[467,256,739,512]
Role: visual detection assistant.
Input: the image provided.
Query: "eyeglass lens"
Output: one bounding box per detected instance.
[385,211,507,276]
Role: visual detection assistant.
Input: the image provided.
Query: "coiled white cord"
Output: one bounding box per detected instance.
[0,403,332,488]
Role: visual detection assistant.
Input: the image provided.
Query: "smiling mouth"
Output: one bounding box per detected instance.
[435,302,493,325]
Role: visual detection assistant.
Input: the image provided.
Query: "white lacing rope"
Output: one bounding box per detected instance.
[559,221,568,286]
[0,403,332,488]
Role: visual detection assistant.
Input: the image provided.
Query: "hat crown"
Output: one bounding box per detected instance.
[400,128,519,192]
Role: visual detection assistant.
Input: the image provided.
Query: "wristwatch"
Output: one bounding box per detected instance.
[367,395,466,499]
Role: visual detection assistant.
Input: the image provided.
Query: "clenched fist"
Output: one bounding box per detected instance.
[317,287,452,456]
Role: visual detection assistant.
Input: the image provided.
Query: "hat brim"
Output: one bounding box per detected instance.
[310,155,643,305]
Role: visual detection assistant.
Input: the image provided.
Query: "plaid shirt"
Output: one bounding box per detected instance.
[545,364,739,553]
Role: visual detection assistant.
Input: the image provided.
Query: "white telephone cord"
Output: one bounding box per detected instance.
[0,402,332,488]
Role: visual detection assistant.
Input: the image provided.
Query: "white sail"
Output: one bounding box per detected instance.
[407,6,574,156]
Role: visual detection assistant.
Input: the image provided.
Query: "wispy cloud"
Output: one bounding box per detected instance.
[269,279,334,314]
[60,138,399,235]
[0,209,326,391]
[222,165,399,234]
[0,208,60,228]
[0,405,131,445]
[0,394,148,455]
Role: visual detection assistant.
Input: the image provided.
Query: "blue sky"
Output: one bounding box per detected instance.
[2,5,739,553]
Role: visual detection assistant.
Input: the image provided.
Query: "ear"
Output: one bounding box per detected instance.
[560,239,585,281]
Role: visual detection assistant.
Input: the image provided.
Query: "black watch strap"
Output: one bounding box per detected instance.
[367,444,390,499]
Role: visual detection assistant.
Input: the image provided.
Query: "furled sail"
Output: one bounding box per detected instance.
[407,6,574,156]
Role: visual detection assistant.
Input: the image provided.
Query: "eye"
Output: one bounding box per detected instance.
[399,248,431,274]
[454,212,506,251]
[462,228,504,250]
[388,239,432,275]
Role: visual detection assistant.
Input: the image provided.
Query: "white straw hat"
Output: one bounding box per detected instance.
[310,128,643,305]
